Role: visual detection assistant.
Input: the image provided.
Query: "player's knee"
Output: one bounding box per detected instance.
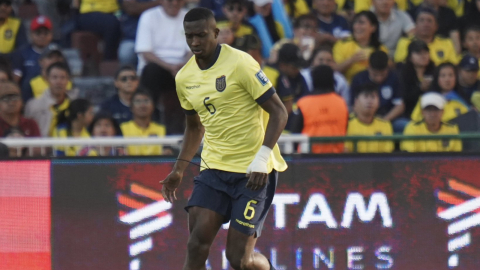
[186,234,210,256]
[226,251,254,270]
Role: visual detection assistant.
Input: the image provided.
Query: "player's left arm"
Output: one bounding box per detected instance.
[246,90,288,191]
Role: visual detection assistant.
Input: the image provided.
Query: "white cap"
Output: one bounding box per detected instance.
[253,0,273,7]
[421,92,446,109]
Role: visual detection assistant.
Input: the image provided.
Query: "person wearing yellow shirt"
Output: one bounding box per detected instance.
[333,11,388,82]
[220,0,258,38]
[76,0,121,60]
[354,0,409,12]
[462,26,480,78]
[411,63,470,121]
[346,83,394,153]
[0,0,27,54]
[78,112,125,156]
[121,88,167,155]
[394,7,459,65]
[284,0,310,19]
[52,99,94,156]
[401,92,462,152]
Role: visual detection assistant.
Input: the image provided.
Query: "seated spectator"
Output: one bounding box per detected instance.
[458,55,480,102]
[401,92,462,152]
[25,49,73,102]
[291,65,348,153]
[411,62,469,122]
[353,0,410,13]
[218,0,256,38]
[275,43,309,114]
[333,11,388,82]
[0,81,40,137]
[345,83,394,153]
[394,7,459,65]
[462,26,480,78]
[78,112,125,156]
[301,47,350,105]
[0,0,27,55]
[409,0,461,53]
[217,24,236,45]
[0,65,12,82]
[25,62,74,137]
[100,66,139,124]
[249,0,285,58]
[4,127,26,157]
[350,51,406,131]
[121,88,167,155]
[372,0,415,57]
[118,0,161,66]
[400,39,435,117]
[233,34,280,88]
[76,0,121,60]
[52,99,94,156]
[312,0,350,43]
[11,16,55,96]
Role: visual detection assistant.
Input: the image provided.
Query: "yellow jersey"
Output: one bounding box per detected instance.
[394,36,459,65]
[354,0,408,12]
[401,121,462,152]
[410,99,469,122]
[263,65,280,89]
[30,75,73,98]
[217,21,256,38]
[80,0,119,14]
[120,121,166,156]
[49,98,70,137]
[175,44,287,174]
[0,17,21,54]
[52,126,90,156]
[333,38,388,82]
[345,115,394,153]
[472,91,480,111]
[284,0,310,18]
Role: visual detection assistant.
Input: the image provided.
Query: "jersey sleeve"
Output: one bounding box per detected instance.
[175,77,196,114]
[236,55,273,101]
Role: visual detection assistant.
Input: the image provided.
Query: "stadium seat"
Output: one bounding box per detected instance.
[71,31,101,76]
[18,3,39,20]
[100,61,119,77]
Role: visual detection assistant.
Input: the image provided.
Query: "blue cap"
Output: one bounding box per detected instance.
[459,54,479,71]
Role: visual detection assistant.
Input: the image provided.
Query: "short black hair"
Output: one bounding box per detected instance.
[311,65,335,92]
[46,62,71,76]
[464,25,480,39]
[114,65,136,80]
[415,7,438,22]
[354,83,378,99]
[369,50,389,70]
[88,112,123,136]
[308,45,333,66]
[293,14,317,29]
[184,7,215,23]
[223,0,247,7]
[131,87,154,103]
[40,49,64,61]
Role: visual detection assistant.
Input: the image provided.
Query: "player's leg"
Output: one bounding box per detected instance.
[225,227,272,270]
[183,206,224,270]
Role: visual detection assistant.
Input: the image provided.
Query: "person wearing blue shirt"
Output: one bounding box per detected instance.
[118,0,161,66]
[350,50,408,132]
[313,0,350,44]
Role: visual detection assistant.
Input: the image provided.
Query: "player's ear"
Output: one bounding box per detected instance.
[214,28,220,39]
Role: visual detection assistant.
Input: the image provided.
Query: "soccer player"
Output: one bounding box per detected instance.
[160,7,288,270]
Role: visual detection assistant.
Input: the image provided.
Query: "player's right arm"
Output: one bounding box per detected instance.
[160,113,204,203]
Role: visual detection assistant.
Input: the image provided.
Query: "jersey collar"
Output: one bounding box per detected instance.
[199,44,222,71]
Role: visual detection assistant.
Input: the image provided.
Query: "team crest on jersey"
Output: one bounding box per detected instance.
[442,139,450,148]
[4,29,13,40]
[256,70,269,86]
[437,50,444,58]
[216,75,226,92]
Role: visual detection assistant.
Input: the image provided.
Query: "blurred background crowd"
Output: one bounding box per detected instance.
[1,0,480,157]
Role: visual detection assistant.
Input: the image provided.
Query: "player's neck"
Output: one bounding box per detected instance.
[196,44,220,70]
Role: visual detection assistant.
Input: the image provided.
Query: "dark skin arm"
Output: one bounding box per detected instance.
[160,113,204,203]
[246,92,288,191]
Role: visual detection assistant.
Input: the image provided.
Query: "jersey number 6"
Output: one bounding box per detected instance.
[244,200,257,220]
[203,97,216,115]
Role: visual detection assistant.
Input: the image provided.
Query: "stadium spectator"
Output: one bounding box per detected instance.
[458,54,480,102]
[345,83,394,153]
[0,65,12,82]
[118,0,161,66]
[401,92,462,152]
[100,66,139,124]
[333,11,388,82]
[0,0,27,55]
[249,0,285,58]
[121,88,167,155]
[394,7,459,65]
[301,47,350,105]
[24,62,73,137]
[372,0,415,57]
[217,24,236,45]
[411,63,469,122]
[461,0,480,30]
[400,39,435,117]
[350,51,406,131]
[291,65,348,153]
[0,81,40,137]
[312,0,350,42]
[283,0,310,19]
[76,0,121,60]
[24,49,73,102]
[52,99,93,156]
[11,16,55,95]
[78,112,125,156]
[275,43,309,114]
[410,0,461,53]
[3,127,26,157]
[462,26,480,78]
[217,0,256,38]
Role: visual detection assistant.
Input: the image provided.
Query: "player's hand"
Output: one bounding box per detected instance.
[246,172,268,191]
[159,171,183,203]
[245,146,272,191]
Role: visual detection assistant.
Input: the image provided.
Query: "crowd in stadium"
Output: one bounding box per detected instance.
[0,0,479,156]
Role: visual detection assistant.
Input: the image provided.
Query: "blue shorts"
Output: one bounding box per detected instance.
[185,169,278,237]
